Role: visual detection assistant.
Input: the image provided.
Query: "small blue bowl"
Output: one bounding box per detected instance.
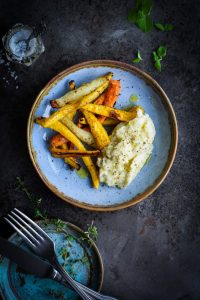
[27,60,178,211]
[0,220,103,300]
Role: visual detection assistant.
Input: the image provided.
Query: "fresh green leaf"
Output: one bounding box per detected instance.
[157,46,167,58]
[154,23,174,31]
[154,23,165,31]
[154,59,161,71]
[128,0,153,33]
[152,51,158,61]
[140,0,153,15]
[164,24,174,31]
[136,11,153,32]
[152,46,167,71]
[132,58,141,63]
[132,51,143,63]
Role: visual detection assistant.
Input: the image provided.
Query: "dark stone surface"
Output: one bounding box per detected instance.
[0,0,200,299]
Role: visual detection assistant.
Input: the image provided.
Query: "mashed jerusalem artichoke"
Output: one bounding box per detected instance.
[97,109,156,188]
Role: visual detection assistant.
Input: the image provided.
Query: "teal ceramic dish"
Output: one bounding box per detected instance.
[0,221,103,300]
[27,60,178,211]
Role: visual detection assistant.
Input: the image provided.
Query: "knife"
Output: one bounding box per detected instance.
[0,236,65,284]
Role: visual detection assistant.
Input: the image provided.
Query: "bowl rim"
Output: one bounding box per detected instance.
[27,59,178,211]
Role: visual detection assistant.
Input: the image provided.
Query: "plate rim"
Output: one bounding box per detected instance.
[0,220,104,298]
[27,59,178,211]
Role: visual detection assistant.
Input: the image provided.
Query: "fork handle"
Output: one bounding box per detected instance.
[53,257,93,300]
[53,258,118,300]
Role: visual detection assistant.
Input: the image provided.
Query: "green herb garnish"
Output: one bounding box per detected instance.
[81,221,98,245]
[66,234,75,243]
[60,247,69,266]
[34,209,47,220]
[128,0,153,33]
[132,51,143,63]
[16,176,47,220]
[154,23,174,31]
[53,218,66,232]
[152,46,167,71]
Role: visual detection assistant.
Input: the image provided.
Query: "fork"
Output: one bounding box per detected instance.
[5,208,118,300]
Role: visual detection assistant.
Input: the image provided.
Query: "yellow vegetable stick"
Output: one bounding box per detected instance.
[61,116,95,146]
[66,81,77,120]
[67,109,76,120]
[60,143,80,170]
[51,72,113,108]
[35,81,110,128]
[79,117,119,126]
[81,109,110,150]
[37,120,99,189]
[82,104,143,122]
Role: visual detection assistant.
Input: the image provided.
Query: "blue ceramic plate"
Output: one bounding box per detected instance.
[27,60,178,211]
[0,221,103,300]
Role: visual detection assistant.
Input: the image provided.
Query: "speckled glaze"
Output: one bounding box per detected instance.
[0,221,103,300]
[27,60,178,211]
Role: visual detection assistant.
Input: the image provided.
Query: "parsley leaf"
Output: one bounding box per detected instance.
[132,51,143,63]
[154,59,162,71]
[154,23,174,31]
[128,0,153,33]
[152,46,167,71]
[157,46,167,58]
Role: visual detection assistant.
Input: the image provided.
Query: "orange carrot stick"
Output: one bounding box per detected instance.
[94,92,105,105]
[98,80,121,123]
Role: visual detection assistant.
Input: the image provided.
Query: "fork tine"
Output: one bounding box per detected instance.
[4,217,36,249]
[11,211,44,241]
[7,214,40,245]
[14,208,49,239]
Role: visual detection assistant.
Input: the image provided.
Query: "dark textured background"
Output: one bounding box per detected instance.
[0,0,200,299]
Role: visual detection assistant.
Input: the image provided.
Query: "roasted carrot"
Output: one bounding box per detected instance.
[94,92,106,105]
[49,134,68,148]
[97,80,121,123]
[76,92,106,129]
[49,134,80,170]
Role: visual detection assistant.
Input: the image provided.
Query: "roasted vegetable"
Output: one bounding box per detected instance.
[82,109,110,150]
[79,117,119,126]
[82,104,143,122]
[41,120,99,188]
[98,80,120,123]
[49,134,68,148]
[61,116,95,147]
[50,148,100,157]
[66,81,76,120]
[51,72,113,108]
[69,80,76,90]
[35,81,110,128]
[49,134,80,170]
[77,92,106,128]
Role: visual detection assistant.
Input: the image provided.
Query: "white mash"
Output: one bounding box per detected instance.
[97,109,156,188]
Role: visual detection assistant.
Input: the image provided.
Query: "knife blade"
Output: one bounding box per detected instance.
[0,236,59,280]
